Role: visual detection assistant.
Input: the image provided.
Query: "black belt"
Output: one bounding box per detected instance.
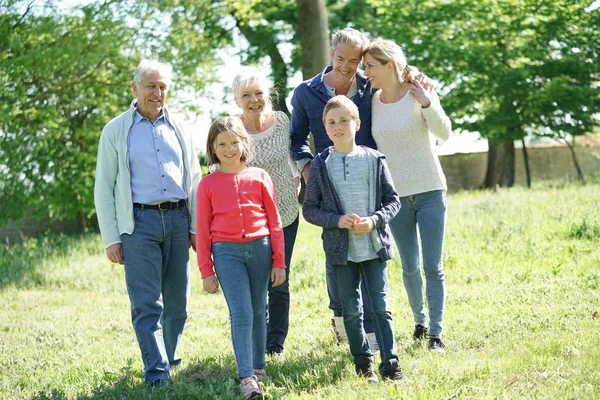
[133,199,186,210]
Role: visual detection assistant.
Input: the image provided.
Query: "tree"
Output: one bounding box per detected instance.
[297,0,329,79]
[0,1,138,227]
[344,0,600,187]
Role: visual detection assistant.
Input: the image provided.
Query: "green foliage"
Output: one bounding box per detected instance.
[1,180,600,398]
[342,0,600,143]
[0,1,138,225]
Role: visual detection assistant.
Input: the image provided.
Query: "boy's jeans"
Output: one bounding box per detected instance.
[389,189,447,338]
[213,236,272,378]
[121,206,191,384]
[333,258,399,373]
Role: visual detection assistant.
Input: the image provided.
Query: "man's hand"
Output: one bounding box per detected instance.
[106,243,124,265]
[203,275,219,293]
[338,213,360,230]
[189,233,196,252]
[271,267,286,287]
[353,217,375,235]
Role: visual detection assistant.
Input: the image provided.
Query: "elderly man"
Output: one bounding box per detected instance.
[94,58,202,387]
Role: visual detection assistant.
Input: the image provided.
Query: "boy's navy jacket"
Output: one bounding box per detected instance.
[302,146,400,266]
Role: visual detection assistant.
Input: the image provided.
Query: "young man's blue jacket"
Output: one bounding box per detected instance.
[290,66,377,162]
[302,146,401,266]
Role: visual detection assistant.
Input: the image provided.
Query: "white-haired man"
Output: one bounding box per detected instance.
[94,58,202,387]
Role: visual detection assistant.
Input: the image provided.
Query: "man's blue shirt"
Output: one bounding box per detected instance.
[290,65,376,163]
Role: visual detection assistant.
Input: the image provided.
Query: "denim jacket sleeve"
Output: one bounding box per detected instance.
[371,157,401,228]
[290,85,315,162]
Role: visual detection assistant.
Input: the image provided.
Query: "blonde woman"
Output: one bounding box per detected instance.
[363,39,452,352]
[232,67,300,356]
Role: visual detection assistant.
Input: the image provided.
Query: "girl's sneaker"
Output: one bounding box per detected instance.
[253,368,268,381]
[240,376,261,399]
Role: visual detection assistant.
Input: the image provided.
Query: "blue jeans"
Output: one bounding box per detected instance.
[333,258,399,372]
[120,206,190,384]
[213,236,273,378]
[266,215,299,352]
[327,261,373,333]
[389,190,446,338]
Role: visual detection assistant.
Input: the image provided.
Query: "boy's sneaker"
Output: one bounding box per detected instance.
[381,359,404,382]
[429,337,446,353]
[366,332,379,354]
[240,376,261,399]
[253,368,267,381]
[355,362,379,383]
[332,317,348,345]
[413,324,429,340]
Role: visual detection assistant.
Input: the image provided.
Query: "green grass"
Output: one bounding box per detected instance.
[1,179,600,399]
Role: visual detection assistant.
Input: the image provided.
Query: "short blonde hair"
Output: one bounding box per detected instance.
[331,28,369,52]
[232,66,274,114]
[363,38,418,84]
[323,95,359,123]
[205,117,253,167]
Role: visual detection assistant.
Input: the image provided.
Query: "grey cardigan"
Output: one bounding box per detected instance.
[302,146,400,266]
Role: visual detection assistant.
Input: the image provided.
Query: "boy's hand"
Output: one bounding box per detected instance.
[271,267,286,287]
[338,213,360,229]
[203,275,219,294]
[353,217,375,235]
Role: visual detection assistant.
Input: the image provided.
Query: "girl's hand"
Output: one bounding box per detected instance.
[353,217,375,235]
[409,80,432,108]
[203,275,219,294]
[338,213,360,230]
[271,267,286,287]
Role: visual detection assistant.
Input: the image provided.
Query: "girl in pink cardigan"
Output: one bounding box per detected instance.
[196,117,286,399]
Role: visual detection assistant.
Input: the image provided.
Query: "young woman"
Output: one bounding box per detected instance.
[196,117,286,399]
[363,38,452,352]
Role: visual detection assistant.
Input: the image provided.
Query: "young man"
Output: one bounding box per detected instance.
[302,96,404,382]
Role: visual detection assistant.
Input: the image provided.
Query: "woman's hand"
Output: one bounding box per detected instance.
[409,80,432,108]
[271,267,286,287]
[203,275,219,293]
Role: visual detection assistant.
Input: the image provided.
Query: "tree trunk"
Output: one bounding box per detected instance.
[296,0,329,80]
[500,139,515,187]
[521,138,531,188]
[564,136,585,183]
[482,140,499,189]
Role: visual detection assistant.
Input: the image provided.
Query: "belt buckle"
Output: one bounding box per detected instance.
[158,202,168,211]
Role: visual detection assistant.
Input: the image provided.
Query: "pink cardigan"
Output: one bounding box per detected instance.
[196,167,286,278]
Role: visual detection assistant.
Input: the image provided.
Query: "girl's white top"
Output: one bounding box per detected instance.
[371,89,452,197]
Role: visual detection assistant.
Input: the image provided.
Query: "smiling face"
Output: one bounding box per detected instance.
[213,131,244,171]
[329,43,363,87]
[132,71,168,122]
[324,106,360,153]
[363,53,392,89]
[236,80,268,118]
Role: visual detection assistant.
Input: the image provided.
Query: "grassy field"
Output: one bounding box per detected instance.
[1,180,600,399]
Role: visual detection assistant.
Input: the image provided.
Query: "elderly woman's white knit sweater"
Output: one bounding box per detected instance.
[371,90,452,197]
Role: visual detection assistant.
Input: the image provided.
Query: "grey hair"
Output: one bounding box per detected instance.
[331,28,369,52]
[133,57,173,87]
[232,66,274,114]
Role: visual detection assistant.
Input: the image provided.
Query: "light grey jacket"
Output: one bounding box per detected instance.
[94,105,202,249]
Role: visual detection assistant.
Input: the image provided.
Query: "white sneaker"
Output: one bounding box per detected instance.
[240,375,261,399]
[366,332,379,354]
[332,316,348,344]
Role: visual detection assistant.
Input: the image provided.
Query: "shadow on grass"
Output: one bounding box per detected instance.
[30,343,349,399]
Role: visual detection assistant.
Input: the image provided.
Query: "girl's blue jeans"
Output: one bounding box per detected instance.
[213,236,273,378]
[389,189,447,338]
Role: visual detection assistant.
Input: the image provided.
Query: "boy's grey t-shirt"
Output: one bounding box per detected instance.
[326,147,378,263]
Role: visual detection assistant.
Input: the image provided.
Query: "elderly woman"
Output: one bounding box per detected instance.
[363,39,452,352]
[232,67,300,356]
